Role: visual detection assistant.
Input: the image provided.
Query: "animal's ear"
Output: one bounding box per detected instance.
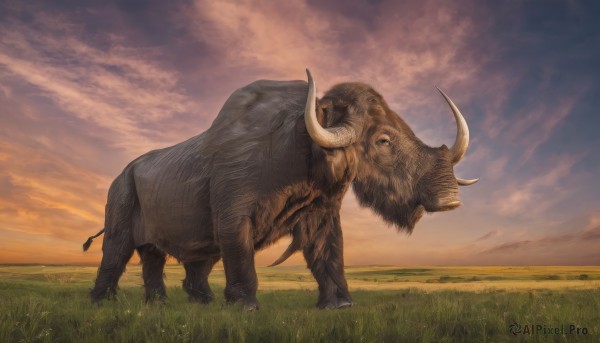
[311,98,359,186]
[320,97,364,134]
[317,98,332,127]
[319,98,351,129]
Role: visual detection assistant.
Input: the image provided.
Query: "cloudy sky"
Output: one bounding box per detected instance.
[1,0,599,266]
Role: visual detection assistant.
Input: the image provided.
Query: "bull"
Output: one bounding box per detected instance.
[83,70,478,310]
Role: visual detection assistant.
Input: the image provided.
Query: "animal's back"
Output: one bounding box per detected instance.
[118,79,312,260]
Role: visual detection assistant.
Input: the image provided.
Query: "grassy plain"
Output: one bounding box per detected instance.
[1,264,599,342]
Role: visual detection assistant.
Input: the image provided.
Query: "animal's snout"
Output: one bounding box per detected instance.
[435,199,462,212]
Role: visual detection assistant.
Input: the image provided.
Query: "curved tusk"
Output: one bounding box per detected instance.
[457,177,479,186]
[304,69,357,148]
[268,236,301,267]
[436,87,470,164]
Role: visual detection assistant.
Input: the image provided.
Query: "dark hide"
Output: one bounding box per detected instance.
[89,79,462,309]
[137,244,167,302]
[182,256,220,303]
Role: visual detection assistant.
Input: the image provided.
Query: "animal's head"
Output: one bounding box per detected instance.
[304,70,478,232]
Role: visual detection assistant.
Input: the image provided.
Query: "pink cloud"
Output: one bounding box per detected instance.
[477,224,600,265]
[490,154,584,218]
[485,155,509,181]
[0,14,196,156]
[511,93,581,163]
[0,0,596,266]
[474,230,502,242]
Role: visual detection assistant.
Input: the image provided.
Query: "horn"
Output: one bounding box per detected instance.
[436,87,479,186]
[436,87,469,164]
[457,177,479,186]
[304,69,357,148]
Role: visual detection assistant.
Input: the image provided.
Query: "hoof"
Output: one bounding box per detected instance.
[188,290,215,304]
[90,287,116,303]
[318,302,336,310]
[242,299,260,312]
[145,289,167,303]
[336,299,354,308]
[317,297,354,310]
[91,298,103,305]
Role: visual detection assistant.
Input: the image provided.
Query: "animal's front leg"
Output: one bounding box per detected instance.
[303,213,353,309]
[218,216,260,311]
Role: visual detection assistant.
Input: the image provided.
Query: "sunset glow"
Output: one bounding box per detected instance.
[1,0,599,265]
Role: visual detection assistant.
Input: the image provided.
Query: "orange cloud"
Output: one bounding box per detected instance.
[0,0,597,266]
[0,141,106,241]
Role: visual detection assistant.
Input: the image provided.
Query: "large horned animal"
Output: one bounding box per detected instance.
[83,70,478,310]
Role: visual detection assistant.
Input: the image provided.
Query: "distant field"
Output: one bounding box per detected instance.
[1,265,599,342]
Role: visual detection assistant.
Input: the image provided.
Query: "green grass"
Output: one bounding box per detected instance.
[1,265,599,342]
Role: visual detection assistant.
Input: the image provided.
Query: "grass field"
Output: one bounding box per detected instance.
[1,264,599,342]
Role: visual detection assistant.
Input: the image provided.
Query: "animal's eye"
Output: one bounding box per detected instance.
[376,135,391,146]
[368,97,378,103]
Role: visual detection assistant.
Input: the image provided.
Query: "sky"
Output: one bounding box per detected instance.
[1,0,599,266]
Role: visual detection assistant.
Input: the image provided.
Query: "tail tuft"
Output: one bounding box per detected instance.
[83,237,94,251]
[82,228,105,252]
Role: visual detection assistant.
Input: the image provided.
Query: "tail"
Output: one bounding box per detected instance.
[82,228,106,252]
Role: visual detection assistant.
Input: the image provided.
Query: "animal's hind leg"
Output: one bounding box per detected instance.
[90,171,137,303]
[90,233,135,302]
[138,244,167,302]
[183,256,220,303]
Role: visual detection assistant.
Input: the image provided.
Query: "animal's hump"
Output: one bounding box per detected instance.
[208,79,308,131]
